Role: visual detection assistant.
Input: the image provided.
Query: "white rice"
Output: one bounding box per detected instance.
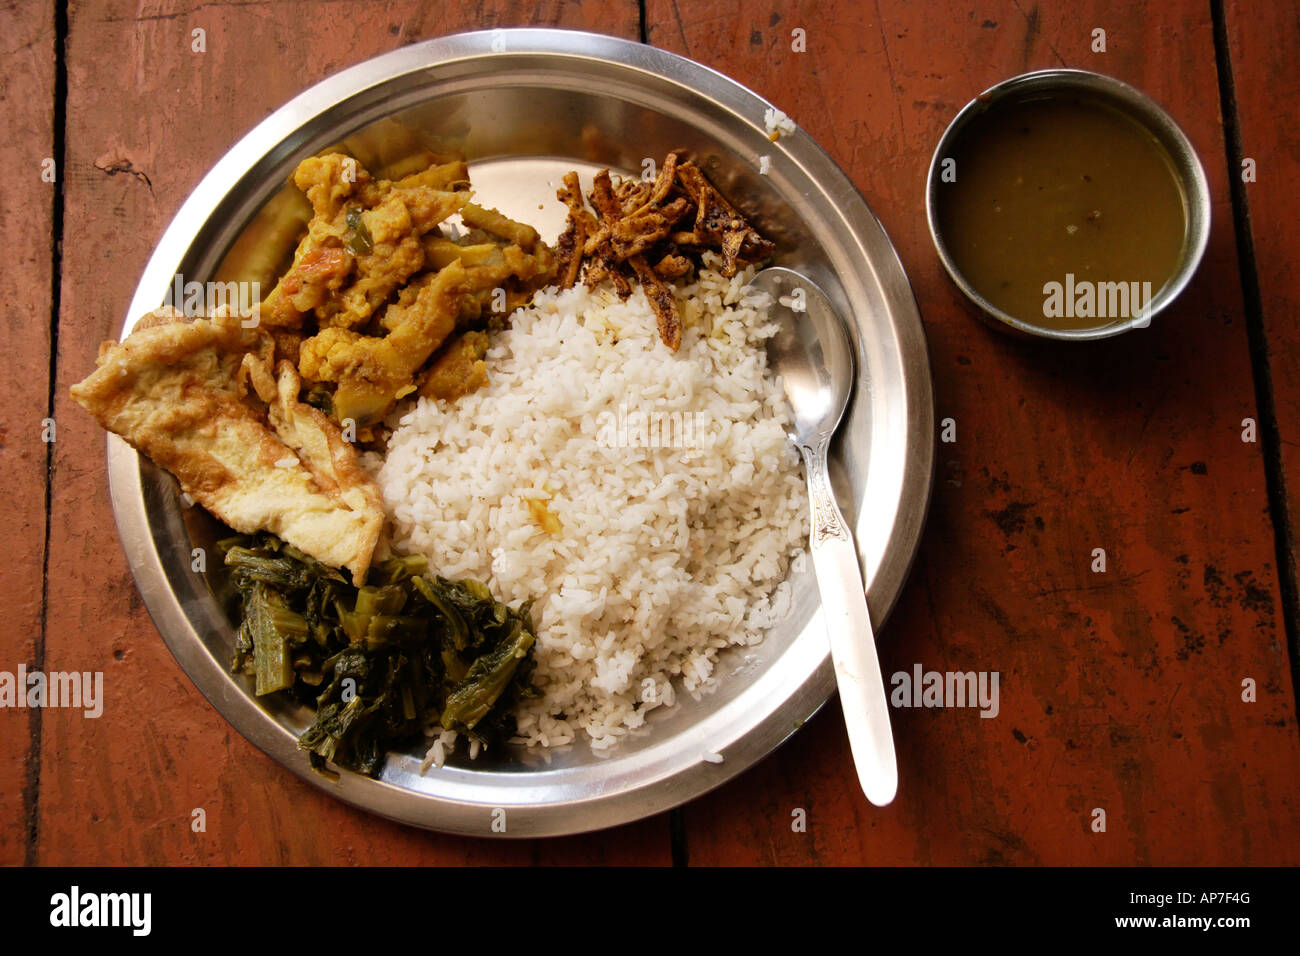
[372,260,808,754]
[763,107,797,137]
[420,727,458,772]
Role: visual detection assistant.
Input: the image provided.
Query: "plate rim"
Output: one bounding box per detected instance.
[105,27,935,837]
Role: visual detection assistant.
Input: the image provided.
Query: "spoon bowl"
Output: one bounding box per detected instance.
[753,266,899,807]
[758,267,857,444]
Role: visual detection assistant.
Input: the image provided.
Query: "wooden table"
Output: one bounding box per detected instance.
[4,0,1297,866]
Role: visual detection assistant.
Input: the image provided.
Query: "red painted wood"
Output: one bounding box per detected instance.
[18,0,1300,866]
[0,0,55,867]
[1225,1,1300,662]
[645,0,1300,864]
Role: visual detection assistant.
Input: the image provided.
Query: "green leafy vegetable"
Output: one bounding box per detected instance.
[344,205,374,256]
[441,617,534,731]
[241,582,308,695]
[221,533,537,778]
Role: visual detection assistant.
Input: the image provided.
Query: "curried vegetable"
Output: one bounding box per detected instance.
[221,532,538,778]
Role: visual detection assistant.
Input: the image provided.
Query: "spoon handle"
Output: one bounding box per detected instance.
[801,441,898,807]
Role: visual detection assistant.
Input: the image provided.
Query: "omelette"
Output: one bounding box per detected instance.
[70,307,385,584]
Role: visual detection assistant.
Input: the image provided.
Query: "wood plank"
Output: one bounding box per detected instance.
[41,0,661,865]
[647,0,1300,864]
[0,0,55,866]
[1224,1,1300,708]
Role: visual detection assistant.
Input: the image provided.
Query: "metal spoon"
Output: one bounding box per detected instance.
[753,266,898,807]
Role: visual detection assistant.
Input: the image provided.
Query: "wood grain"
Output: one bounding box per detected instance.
[24,0,1300,866]
[646,0,1300,864]
[0,0,55,867]
[39,0,663,865]
[1224,0,1300,704]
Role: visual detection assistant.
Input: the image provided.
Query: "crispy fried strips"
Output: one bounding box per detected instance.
[553,152,774,349]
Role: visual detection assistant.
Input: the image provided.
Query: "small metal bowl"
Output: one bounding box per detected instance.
[925,69,1211,341]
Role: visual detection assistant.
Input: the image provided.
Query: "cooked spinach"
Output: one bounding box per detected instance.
[220,533,537,778]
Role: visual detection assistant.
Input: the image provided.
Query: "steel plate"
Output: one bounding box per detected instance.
[107,28,934,837]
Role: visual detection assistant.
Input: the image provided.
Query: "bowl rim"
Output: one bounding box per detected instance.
[924,67,1212,342]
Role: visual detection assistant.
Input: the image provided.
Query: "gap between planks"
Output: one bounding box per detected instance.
[1210,0,1300,734]
[27,0,69,868]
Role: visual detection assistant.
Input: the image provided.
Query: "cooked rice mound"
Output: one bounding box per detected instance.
[372,261,808,751]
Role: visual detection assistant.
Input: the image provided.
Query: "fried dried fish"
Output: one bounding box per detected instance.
[554,151,774,349]
[628,254,681,350]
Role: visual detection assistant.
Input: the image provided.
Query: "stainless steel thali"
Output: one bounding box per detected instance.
[107,29,934,837]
